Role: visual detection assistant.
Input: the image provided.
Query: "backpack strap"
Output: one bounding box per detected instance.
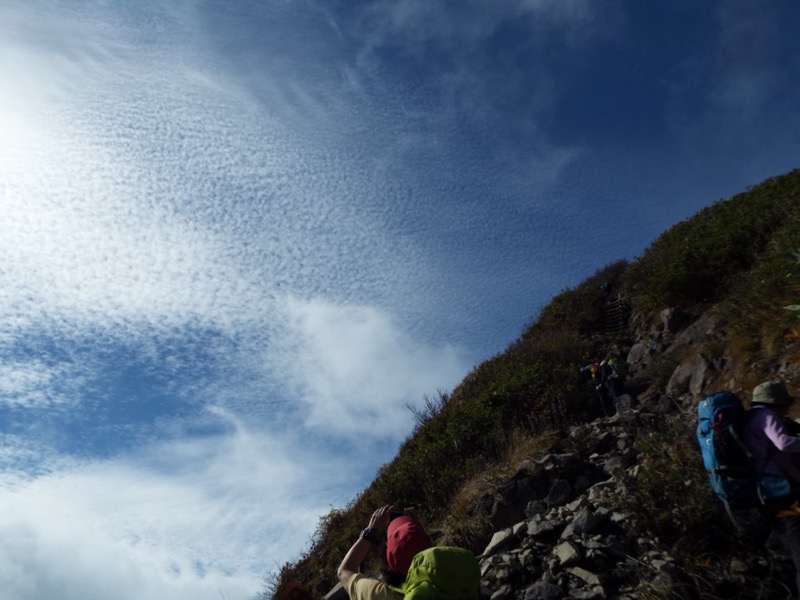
[728,420,754,461]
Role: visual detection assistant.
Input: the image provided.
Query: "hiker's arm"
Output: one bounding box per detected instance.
[337,505,394,587]
[763,413,800,452]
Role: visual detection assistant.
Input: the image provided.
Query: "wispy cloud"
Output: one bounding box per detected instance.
[710,2,790,121]
[267,297,468,437]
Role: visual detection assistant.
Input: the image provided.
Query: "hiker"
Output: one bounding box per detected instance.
[338,505,431,600]
[337,505,479,600]
[580,359,623,415]
[742,381,800,594]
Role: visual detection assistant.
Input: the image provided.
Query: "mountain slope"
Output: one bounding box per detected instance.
[266,168,800,600]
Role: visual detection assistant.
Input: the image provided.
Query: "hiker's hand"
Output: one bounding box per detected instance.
[368,505,394,532]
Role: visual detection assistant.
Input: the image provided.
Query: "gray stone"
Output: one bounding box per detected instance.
[602,455,630,475]
[660,307,682,332]
[523,582,563,600]
[490,584,513,600]
[665,354,709,398]
[490,499,527,531]
[626,342,651,368]
[555,541,582,567]
[528,518,565,537]
[566,496,588,512]
[521,552,541,570]
[512,520,528,536]
[655,395,678,414]
[567,566,603,586]
[630,340,664,368]
[483,528,516,556]
[527,500,548,518]
[651,559,678,575]
[562,508,606,539]
[546,479,573,508]
[609,511,631,523]
[583,539,605,551]
[569,587,606,600]
[587,481,615,502]
[615,394,633,414]
[649,574,675,594]
[480,560,494,577]
[505,554,524,572]
[490,475,550,529]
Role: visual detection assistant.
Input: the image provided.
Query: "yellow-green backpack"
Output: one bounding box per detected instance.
[391,547,480,600]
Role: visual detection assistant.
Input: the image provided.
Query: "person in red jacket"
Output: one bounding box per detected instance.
[337,506,432,600]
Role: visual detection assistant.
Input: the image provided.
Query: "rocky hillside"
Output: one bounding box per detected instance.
[268,169,800,600]
[471,409,793,600]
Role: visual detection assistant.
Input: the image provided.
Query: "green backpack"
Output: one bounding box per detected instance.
[391,547,480,600]
[607,358,626,380]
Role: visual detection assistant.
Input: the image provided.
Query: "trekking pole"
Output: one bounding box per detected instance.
[596,389,608,417]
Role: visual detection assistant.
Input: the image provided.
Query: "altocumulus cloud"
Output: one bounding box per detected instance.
[0,410,358,600]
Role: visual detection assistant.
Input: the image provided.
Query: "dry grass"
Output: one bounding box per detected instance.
[437,429,561,549]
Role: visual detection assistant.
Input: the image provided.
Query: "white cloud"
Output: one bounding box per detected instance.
[0,183,266,335]
[0,360,79,409]
[0,411,350,600]
[271,297,468,438]
[0,498,256,600]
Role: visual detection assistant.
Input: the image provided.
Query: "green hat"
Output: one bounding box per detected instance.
[752,381,796,405]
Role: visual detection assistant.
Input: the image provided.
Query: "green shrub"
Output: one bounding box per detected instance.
[530,260,629,337]
[624,170,800,312]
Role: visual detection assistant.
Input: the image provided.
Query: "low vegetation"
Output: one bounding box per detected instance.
[267,169,800,600]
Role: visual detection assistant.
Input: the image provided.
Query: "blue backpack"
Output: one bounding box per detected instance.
[696,392,760,514]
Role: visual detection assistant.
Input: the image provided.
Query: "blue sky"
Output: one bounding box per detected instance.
[1,1,799,598]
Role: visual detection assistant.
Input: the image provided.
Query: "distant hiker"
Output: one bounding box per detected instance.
[337,505,479,600]
[580,359,624,416]
[741,381,800,595]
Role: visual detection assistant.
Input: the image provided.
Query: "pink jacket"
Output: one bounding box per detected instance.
[743,405,800,482]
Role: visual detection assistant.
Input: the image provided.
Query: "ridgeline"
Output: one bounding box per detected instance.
[264,169,800,600]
